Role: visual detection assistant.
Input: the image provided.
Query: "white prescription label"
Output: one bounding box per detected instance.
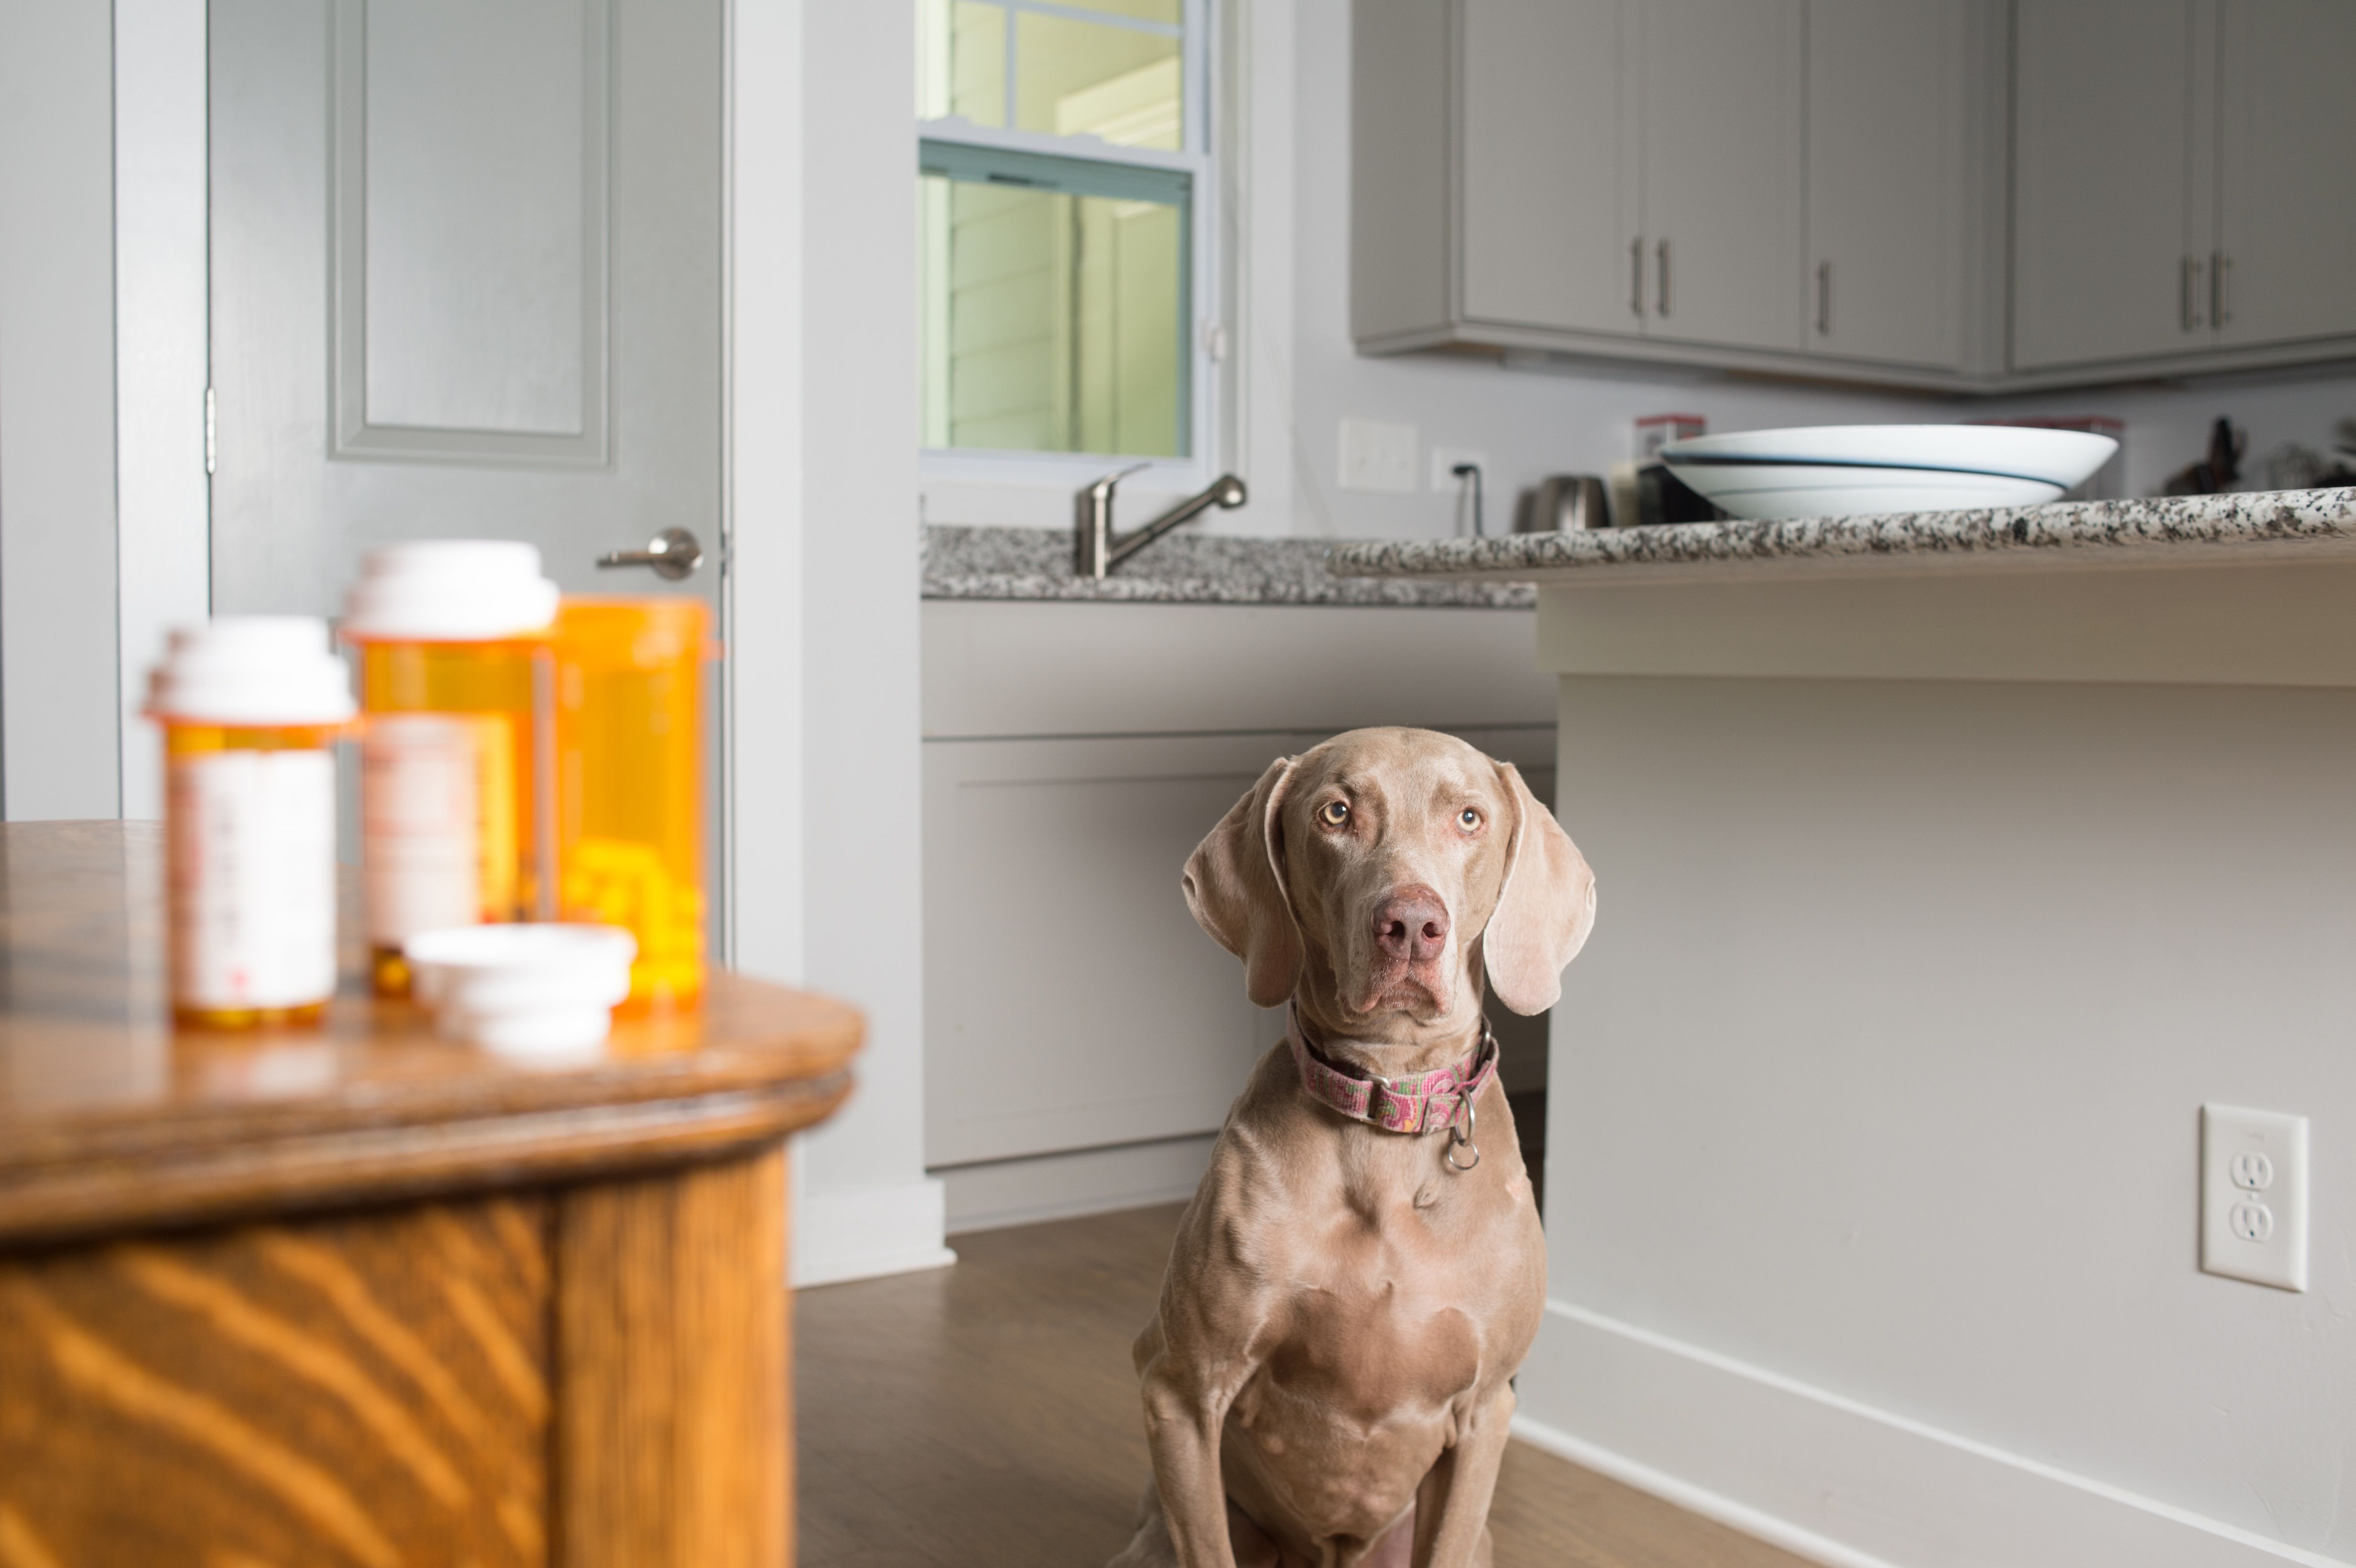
[168,748,338,1009]
[361,714,481,944]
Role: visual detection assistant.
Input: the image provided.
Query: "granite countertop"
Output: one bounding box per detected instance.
[1327,488,2356,585]
[923,524,1535,608]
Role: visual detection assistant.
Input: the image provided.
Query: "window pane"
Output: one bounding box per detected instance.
[1015,12,1183,150]
[920,170,1188,457]
[915,0,1006,126]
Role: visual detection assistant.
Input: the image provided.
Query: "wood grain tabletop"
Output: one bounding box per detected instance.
[0,821,862,1247]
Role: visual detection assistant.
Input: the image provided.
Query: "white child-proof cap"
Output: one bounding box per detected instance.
[147,617,359,726]
[405,924,638,1061]
[341,540,561,641]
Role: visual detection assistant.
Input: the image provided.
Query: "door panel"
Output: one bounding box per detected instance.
[2215,0,2356,348]
[343,0,606,453]
[1459,0,1634,336]
[2011,0,2203,369]
[1637,0,1804,352]
[1805,0,1964,370]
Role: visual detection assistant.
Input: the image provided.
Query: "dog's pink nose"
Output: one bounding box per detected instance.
[1373,886,1450,965]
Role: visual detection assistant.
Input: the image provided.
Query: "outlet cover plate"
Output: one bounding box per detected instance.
[1430,446,1491,492]
[2201,1103,2308,1292]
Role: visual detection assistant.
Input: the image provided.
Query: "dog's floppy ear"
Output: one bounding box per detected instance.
[1182,756,1301,1007]
[1482,762,1596,1015]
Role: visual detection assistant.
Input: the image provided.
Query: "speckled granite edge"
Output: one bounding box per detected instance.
[922,525,1537,608]
[1328,488,2356,583]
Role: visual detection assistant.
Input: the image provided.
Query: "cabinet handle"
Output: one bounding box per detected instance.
[1657,239,1671,318]
[1815,261,1832,336]
[2212,250,2231,327]
[1630,237,1645,317]
[2181,255,2203,331]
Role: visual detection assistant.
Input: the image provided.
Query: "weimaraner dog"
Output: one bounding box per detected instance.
[1111,727,1597,1568]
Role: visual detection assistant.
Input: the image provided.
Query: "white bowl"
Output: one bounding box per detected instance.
[1658,425,2118,521]
[405,924,637,1060]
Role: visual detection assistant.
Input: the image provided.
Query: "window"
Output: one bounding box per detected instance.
[916,0,1211,465]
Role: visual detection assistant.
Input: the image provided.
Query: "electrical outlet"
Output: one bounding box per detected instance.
[2201,1104,2308,1292]
[1337,418,1418,494]
[1430,446,1491,492]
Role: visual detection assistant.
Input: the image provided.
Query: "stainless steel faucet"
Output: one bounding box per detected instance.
[1075,466,1248,579]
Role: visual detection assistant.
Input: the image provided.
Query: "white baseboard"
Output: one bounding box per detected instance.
[936,1133,1217,1235]
[793,1176,959,1288]
[1516,1300,2348,1568]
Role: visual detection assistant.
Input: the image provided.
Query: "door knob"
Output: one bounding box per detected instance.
[597,527,702,581]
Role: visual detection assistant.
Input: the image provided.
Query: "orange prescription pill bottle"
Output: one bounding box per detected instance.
[554,598,706,1008]
[341,542,561,996]
[146,618,357,1029]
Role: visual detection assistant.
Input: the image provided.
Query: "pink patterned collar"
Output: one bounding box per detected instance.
[1287,1008,1499,1163]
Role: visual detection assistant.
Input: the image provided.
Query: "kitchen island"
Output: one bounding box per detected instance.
[1327,488,2356,1568]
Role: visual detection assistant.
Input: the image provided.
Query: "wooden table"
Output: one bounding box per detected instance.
[0,822,860,1568]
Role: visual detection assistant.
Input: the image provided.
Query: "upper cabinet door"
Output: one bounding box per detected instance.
[1636,0,1805,352]
[1805,0,1965,369]
[2011,0,2203,370]
[1460,0,1634,336]
[2214,0,2356,349]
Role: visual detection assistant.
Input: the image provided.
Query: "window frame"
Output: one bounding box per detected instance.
[915,0,1222,488]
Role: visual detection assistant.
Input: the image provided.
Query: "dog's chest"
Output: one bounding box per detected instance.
[1250,1209,1491,1425]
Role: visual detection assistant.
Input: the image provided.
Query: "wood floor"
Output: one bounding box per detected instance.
[796,1203,1812,1568]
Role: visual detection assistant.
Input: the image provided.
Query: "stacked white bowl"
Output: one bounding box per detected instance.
[405,925,637,1061]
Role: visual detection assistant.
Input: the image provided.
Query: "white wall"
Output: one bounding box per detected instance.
[1530,672,2356,1567]
[0,3,125,820]
[784,0,954,1287]
[113,0,214,822]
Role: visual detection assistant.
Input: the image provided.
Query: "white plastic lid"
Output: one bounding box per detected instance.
[341,540,560,641]
[405,924,637,1061]
[147,617,359,726]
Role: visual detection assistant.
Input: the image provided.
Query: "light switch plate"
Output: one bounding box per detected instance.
[1337,418,1418,494]
[2201,1104,2308,1292]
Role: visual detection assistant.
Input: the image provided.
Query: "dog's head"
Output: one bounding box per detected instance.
[1182,727,1595,1044]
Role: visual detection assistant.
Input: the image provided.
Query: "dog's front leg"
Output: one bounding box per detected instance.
[1136,1343,1253,1568]
[1408,1383,1516,1568]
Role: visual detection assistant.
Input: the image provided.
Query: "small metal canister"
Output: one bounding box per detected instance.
[1522,474,1612,531]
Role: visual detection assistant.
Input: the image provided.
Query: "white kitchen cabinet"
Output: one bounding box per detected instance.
[1355,0,1971,389]
[2010,0,2203,370]
[923,731,1285,1169]
[2214,0,2356,351]
[1635,0,1805,353]
[2013,0,2356,376]
[1458,0,1632,336]
[1364,0,2356,390]
[1804,0,1968,370]
[924,723,1559,1172]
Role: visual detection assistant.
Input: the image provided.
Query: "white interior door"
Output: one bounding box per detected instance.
[2214,0,2356,351]
[208,0,725,918]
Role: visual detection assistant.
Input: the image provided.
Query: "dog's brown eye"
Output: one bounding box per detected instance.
[1318,800,1350,827]
[1458,807,1482,832]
